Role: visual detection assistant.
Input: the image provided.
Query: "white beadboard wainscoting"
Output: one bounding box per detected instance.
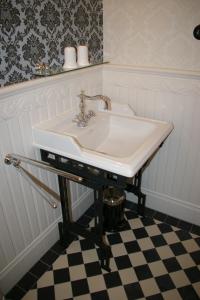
[0,66,102,293]
[103,64,200,226]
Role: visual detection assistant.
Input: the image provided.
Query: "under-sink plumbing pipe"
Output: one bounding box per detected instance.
[4,154,83,208]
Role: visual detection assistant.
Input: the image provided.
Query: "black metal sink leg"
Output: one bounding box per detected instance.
[135,169,146,216]
[126,169,146,217]
[99,243,112,272]
[94,188,112,271]
[57,176,75,247]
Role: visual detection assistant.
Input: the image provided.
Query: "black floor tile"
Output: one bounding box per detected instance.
[143,249,160,263]
[91,290,110,300]
[67,252,83,266]
[84,261,102,277]
[124,240,140,253]
[178,285,200,300]
[145,207,156,218]
[17,272,37,291]
[41,250,59,266]
[29,261,50,279]
[107,232,123,245]
[165,215,179,227]
[155,274,175,292]
[176,230,192,241]
[71,279,89,297]
[191,224,200,236]
[124,282,144,300]
[141,216,156,226]
[194,237,200,247]
[53,268,70,284]
[190,250,200,265]
[6,285,26,300]
[185,266,200,283]
[151,235,167,247]
[170,242,187,256]
[50,241,66,255]
[134,264,153,280]
[103,271,122,288]
[38,286,55,300]
[114,255,132,270]
[163,257,182,272]
[133,227,148,239]
[154,212,167,222]
[146,294,164,300]
[178,220,193,232]
[157,223,172,233]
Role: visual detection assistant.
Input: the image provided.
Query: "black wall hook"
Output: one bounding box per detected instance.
[193,25,200,40]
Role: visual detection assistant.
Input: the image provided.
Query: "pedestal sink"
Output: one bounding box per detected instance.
[33,104,173,177]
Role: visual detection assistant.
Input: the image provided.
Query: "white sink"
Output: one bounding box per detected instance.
[33,104,173,177]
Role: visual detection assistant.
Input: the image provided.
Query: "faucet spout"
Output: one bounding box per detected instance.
[73,91,112,127]
[79,91,112,111]
[99,95,112,110]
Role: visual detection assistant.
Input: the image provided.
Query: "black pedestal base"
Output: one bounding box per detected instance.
[40,149,147,272]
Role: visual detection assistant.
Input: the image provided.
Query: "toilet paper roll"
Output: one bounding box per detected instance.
[77,45,89,66]
[63,47,77,69]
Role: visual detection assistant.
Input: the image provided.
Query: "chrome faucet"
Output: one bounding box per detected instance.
[73,90,112,127]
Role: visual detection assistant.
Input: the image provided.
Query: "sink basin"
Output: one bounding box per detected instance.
[33,104,173,177]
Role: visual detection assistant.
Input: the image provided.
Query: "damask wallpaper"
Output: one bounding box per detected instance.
[0,0,103,87]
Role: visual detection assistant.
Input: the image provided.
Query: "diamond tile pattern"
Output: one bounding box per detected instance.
[19,209,200,299]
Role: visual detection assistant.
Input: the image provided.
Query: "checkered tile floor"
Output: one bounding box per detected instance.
[21,209,200,300]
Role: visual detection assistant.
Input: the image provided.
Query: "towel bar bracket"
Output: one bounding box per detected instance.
[4,153,83,208]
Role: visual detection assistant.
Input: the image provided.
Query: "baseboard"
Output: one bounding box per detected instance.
[0,190,93,294]
[127,188,200,226]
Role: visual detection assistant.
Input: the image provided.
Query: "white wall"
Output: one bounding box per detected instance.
[103,64,200,226]
[0,66,102,293]
[104,0,200,72]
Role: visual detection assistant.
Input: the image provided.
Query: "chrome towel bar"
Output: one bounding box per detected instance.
[4,153,83,208]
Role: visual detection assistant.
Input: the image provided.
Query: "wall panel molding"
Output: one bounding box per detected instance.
[103,64,200,80]
[103,64,200,97]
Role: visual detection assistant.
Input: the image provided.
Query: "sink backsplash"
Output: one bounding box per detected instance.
[0,0,103,87]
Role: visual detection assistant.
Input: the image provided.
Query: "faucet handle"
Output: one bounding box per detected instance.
[72,115,79,123]
[79,90,85,96]
[77,90,85,99]
[87,110,96,118]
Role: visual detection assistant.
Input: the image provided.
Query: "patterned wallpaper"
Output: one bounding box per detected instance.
[0,0,103,87]
[104,0,200,72]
